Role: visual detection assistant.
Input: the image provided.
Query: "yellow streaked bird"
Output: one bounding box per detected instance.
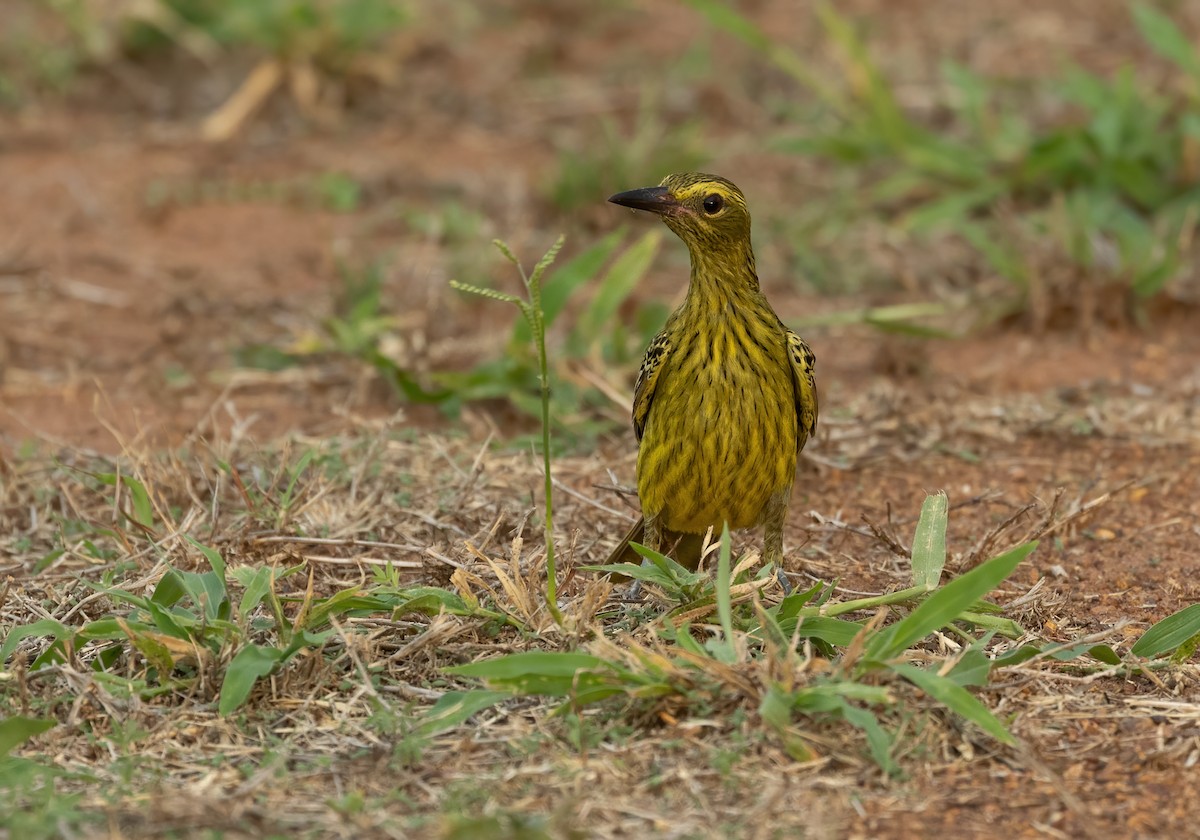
[606,173,818,582]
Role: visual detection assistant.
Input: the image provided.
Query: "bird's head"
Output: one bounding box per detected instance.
[608,173,752,251]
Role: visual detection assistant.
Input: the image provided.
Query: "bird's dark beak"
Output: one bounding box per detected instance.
[608,185,680,216]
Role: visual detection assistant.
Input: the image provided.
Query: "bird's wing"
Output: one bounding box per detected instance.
[632,328,671,442]
[785,328,819,450]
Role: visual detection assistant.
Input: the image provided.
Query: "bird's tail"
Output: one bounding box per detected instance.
[603,516,708,573]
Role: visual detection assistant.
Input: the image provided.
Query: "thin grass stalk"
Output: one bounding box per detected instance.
[451,236,566,625]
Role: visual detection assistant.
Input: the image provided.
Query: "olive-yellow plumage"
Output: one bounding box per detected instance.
[606,173,818,577]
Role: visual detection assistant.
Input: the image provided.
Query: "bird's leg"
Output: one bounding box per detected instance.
[762,493,792,594]
[627,512,662,600]
[643,513,662,556]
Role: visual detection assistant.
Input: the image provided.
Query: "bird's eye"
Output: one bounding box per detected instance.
[702,193,724,215]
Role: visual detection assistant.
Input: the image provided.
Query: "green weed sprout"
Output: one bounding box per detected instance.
[451,236,566,625]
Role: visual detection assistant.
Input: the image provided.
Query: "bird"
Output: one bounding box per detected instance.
[604,173,818,586]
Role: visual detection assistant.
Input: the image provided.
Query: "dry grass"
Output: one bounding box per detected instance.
[3,371,1200,838]
[4,1,1200,837]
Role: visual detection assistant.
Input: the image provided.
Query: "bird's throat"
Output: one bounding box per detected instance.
[684,242,763,318]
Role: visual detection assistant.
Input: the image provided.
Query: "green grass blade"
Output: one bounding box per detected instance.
[835,699,899,775]
[891,662,1015,746]
[901,183,1005,233]
[791,302,956,337]
[415,690,512,737]
[946,644,993,687]
[956,611,1025,638]
[174,568,230,623]
[1133,3,1200,80]
[712,525,737,664]
[95,472,154,528]
[1130,603,1200,658]
[145,601,191,640]
[279,448,316,513]
[681,0,845,113]
[0,717,56,757]
[570,230,660,355]
[449,652,606,682]
[816,2,909,149]
[585,541,707,591]
[1,619,71,666]
[125,477,155,529]
[865,541,1036,663]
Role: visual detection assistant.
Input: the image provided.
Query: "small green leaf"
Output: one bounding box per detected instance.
[125,477,154,529]
[218,644,284,715]
[773,582,826,618]
[151,570,186,608]
[911,491,948,589]
[415,690,512,737]
[956,611,1025,638]
[947,647,993,687]
[33,548,65,573]
[314,171,361,212]
[145,601,191,641]
[992,642,1094,668]
[279,629,334,659]
[303,587,367,627]
[233,566,275,616]
[95,472,154,528]
[175,569,230,623]
[124,626,176,677]
[1082,644,1123,666]
[901,184,1003,233]
[1,618,71,666]
[773,615,864,647]
[393,591,472,617]
[369,353,453,403]
[74,617,132,643]
[381,586,473,616]
[586,542,707,591]
[0,717,56,756]
[759,683,794,732]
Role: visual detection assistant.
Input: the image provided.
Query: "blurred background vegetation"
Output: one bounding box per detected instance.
[3,0,1199,446]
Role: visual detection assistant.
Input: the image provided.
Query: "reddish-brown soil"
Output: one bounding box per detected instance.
[3,1,1200,837]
